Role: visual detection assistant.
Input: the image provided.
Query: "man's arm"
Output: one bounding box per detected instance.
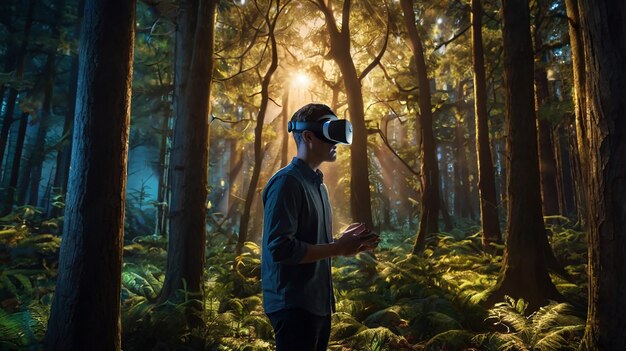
[298,223,380,263]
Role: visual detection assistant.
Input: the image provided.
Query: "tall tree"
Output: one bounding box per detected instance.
[158,0,216,327]
[314,0,388,229]
[236,0,287,255]
[577,1,626,349]
[533,0,559,217]
[471,0,502,250]
[453,81,474,220]
[49,0,85,218]
[44,0,136,349]
[564,0,587,226]
[487,0,561,310]
[400,0,440,253]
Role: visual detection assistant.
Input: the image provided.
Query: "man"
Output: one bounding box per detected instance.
[261,103,379,351]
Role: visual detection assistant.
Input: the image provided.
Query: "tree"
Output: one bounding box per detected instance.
[486,0,561,310]
[236,0,288,254]
[470,0,502,251]
[158,0,216,327]
[0,0,35,214]
[533,0,559,217]
[577,1,626,349]
[400,0,440,253]
[44,0,136,349]
[49,0,85,218]
[564,0,587,226]
[314,0,389,229]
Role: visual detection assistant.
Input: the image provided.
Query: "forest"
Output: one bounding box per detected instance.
[0,0,624,350]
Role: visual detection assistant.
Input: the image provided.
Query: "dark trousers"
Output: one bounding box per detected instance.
[267,308,331,351]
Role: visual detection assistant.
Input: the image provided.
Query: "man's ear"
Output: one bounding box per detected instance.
[301,130,314,144]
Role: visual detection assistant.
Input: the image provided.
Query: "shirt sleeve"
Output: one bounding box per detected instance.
[263,175,308,265]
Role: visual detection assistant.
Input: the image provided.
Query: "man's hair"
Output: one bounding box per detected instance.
[290,103,335,146]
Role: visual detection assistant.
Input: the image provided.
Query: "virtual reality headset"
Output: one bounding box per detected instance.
[287,114,353,145]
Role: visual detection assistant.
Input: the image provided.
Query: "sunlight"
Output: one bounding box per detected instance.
[292,72,311,89]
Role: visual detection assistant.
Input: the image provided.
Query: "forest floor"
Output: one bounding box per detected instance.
[0,207,587,350]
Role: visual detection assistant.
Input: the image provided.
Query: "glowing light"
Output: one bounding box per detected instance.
[437,18,443,25]
[220,179,225,187]
[293,72,311,88]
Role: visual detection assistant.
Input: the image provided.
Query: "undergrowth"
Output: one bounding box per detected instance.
[0,212,587,350]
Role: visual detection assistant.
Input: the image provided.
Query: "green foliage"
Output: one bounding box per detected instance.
[474,296,585,351]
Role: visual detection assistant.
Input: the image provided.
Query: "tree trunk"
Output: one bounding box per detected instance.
[49,0,84,218]
[400,0,440,253]
[471,0,502,251]
[155,109,170,236]
[44,0,135,349]
[237,0,282,254]
[577,1,626,349]
[4,113,29,211]
[28,54,56,207]
[487,0,561,310]
[564,0,587,227]
[453,81,473,219]
[0,0,35,180]
[533,12,560,216]
[159,0,216,328]
[316,0,374,229]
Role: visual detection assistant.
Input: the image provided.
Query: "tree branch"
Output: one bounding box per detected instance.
[359,4,390,82]
[433,24,470,52]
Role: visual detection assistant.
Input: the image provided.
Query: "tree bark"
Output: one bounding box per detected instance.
[159,0,216,328]
[533,7,560,216]
[564,0,587,227]
[400,0,440,253]
[487,0,561,310]
[316,0,375,229]
[44,0,135,349]
[577,1,626,349]
[471,0,502,251]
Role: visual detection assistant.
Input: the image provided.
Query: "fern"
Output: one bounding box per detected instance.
[475,297,584,351]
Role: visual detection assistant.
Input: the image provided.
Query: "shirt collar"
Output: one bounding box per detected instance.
[291,157,324,183]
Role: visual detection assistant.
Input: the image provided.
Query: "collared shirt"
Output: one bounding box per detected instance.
[261,157,336,316]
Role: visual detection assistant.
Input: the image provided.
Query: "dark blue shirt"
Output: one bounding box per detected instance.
[261,158,336,316]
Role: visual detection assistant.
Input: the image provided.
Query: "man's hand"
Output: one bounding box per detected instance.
[334,223,380,256]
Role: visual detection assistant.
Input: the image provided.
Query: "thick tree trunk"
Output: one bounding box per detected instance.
[159,0,216,328]
[237,1,281,254]
[471,0,502,250]
[487,0,561,310]
[577,1,626,349]
[400,0,440,253]
[44,0,135,349]
[317,0,374,229]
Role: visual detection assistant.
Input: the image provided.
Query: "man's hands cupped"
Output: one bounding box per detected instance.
[334,222,380,256]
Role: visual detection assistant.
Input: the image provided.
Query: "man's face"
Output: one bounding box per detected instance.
[302,130,338,162]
